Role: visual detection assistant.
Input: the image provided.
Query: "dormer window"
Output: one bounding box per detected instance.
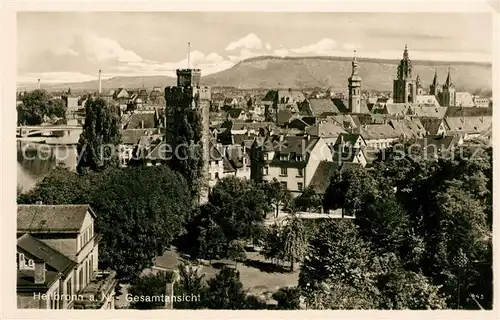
[280,154,288,161]
[296,155,303,161]
[263,153,268,160]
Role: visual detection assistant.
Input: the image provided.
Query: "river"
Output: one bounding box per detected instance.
[17,140,78,192]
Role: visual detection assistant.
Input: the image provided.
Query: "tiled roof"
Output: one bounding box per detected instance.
[121,129,154,145]
[223,157,236,173]
[126,113,156,129]
[306,119,347,138]
[359,124,402,140]
[17,268,60,291]
[444,116,492,134]
[385,103,447,118]
[336,133,364,147]
[420,118,444,135]
[445,107,492,118]
[17,205,94,233]
[17,234,76,275]
[273,136,319,156]
[389,119,426,139]
[307,99,340,116]
[415,95,440,106]
[277,110,294,125]
[309,161,340,194]
[228,108,245,119]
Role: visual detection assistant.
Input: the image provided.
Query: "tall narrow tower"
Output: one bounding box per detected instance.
[393,45,417,103]
[348,51,362,114]
[37,79,40,90]
[441,68,456,107]
[165,43,211,203]
[98,70,102,94]
[429,70,441,96]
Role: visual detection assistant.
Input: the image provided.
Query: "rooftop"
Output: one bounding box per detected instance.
[73,271,118,309]
[17,204,95,233]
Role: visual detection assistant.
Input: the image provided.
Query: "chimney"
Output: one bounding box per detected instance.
[37,79,40,90]
[141,120,144,129]
[34,260,46,284]
[98,70,102,94]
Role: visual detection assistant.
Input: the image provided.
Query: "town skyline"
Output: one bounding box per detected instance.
[18,12,492,84]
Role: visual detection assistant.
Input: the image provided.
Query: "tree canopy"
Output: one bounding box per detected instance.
[17,89,67,125]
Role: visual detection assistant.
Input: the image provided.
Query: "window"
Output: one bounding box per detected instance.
[298,182,303,191]
[280,167,288,176]
[297,168,303,177]
[263,166,269,175]
[263,153,268,160]
[67,278,72,296]
[215,160,219,166]
[280,154,288,161]
[296,155,303,161]
[215,172,220,180]
[28,259,34,269]
[280,182,287,189]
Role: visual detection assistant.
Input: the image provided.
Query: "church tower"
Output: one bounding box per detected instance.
[348,51,362,113]
[429,70,441,96]
[393,45,417,103]
[440,68,456,107]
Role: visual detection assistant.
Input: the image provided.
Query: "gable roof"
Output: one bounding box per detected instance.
[277,110,294,125]
[445,107,492,118]
[125,113,156,129]
[307,99,340,116]
[121,129,152,145]
[17,234,76,275]
[306,119,347,138]
[17,205,95,233]
[384,103,447,118]
[228,108,245,119]
[358,124,402,140]
[309,161,340,194]
[420,118,445,135]
[389,119,426,140]
[444,116,492,134]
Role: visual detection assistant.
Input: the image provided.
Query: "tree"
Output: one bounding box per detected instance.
[261,179,292,218]
[174,262,206,309]
[272,287,301,310]
[355,196,410,253]
[91,166,191,282]
[17,89,67,125]
[77,97,122,173]
[227,240,246,267]
[262,214,308,271]
[197,216,227,262]
[128,272,168,309]
[204,266,247,309]
[294,187,322,212]
[209,177,270,244]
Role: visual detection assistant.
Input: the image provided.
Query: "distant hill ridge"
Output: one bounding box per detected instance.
[26,55,492,93]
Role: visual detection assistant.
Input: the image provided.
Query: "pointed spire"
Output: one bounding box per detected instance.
[351,50,359,73]
[432,69,439,86]
[445,67,453,87]
[403,44,409,59]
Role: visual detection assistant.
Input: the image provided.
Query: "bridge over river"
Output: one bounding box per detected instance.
[17,125,83,138]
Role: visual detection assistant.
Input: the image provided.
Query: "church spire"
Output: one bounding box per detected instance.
[432,70,439,86]
[351,50,359,75]
[445,68,453,87]
[403,44,409,60]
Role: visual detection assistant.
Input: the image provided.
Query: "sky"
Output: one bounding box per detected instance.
[17,12,492,84]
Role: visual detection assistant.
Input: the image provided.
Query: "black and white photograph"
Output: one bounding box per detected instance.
[3,4,496,314]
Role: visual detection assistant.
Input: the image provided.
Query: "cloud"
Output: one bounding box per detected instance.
[291,38,337,54]
[73,34,143,63]
[342,43,361,51]
[265,42,272,51]
[226,33,262,51]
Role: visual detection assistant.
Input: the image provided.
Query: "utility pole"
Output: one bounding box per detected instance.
[187,42,191,69]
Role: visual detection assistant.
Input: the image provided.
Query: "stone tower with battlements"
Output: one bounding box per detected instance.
[165,68,211,203]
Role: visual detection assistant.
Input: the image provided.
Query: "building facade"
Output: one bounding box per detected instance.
[17,205,116,309]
